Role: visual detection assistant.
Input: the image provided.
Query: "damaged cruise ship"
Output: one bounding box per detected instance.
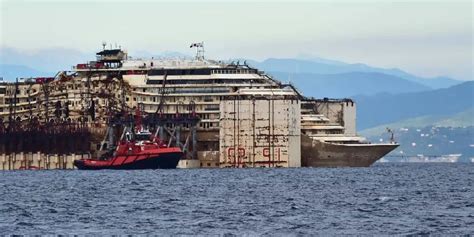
[0,44,398,168]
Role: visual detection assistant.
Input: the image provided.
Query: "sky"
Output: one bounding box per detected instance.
[0,0,472,80]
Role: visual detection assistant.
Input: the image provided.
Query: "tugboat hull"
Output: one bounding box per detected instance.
[74,148,183,170]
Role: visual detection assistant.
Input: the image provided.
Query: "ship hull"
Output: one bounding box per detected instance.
[301,135,399,167]
[74,150,182,170]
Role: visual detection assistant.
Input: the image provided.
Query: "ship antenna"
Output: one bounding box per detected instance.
[190,42,205,60]
[386,127,395,143]
[102,41,107,50]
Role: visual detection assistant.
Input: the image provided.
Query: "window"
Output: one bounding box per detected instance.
[205,104,219,111]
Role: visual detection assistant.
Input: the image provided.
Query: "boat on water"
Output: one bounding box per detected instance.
[74,110,183,170]
[73,137,182,170]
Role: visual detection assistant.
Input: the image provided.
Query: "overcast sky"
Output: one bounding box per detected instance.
[0,0,472,80]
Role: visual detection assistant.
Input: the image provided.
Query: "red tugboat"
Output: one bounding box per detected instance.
[73,132,183,170]
[74,109,183,170]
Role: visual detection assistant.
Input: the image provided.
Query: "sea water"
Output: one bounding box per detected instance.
[0,163,473,235]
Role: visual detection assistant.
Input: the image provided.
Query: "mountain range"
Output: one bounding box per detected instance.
[0,47,90,74]
[247,58,461,90]
[268,71,431,98]
[354,81,474,130]
[360,108,474,138]
[0,64,54,81]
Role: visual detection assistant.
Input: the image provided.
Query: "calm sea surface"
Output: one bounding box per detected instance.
[0,163,473,235]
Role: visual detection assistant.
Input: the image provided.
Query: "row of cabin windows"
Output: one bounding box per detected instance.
[137,87,230,94]
[146,79,265,85]
[159,122,217,129]
[148,68,258,76]
[125,111,217,120]
[302,120,327,124]
[308,130,344,135]
[134,95,233,103]
[201,122,218,128]
[4,98,20,104]
[138,103,219,114]
[1,104,39,112]
[3,99,87,107]
[2,83,90,96]
[211,69,257,74]
[131,96,220,104]
[148,69,212,76]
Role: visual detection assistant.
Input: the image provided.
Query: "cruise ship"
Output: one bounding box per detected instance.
[0,44,398,168]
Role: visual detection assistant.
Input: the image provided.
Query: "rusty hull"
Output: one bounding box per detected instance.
[301,135,399,167]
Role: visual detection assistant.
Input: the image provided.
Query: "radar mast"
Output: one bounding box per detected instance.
[190,42,205,60]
